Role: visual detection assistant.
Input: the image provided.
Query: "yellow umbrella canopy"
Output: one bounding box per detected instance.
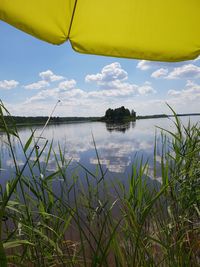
[0,0,200,62]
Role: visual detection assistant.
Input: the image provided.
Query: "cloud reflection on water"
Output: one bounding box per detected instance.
[1,116,199,179]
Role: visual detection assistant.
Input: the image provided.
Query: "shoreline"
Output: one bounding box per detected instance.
[3,113,200,127]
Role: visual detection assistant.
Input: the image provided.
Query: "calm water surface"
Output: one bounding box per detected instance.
[0,116,199,185]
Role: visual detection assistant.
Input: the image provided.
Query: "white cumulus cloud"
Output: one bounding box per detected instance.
[25,88,59,103]
[0,80,19,90]
[167,90,181,96]
[138,85,156,95]
[166,64,200,80]
[85,62,128,84]
[85,62,156,96]
[151,68,169,79]
[58,79,76,90]
[24,70,65,90]
[136,60,173,71]
[24,80,49,90]
[39,70,64,82]
[168,80,200,100]
[136,60,152,71]
[136,57,200,73]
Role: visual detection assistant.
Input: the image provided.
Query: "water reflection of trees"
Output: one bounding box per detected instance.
[105,121,135,133]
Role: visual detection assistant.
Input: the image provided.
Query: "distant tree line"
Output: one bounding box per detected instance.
[2,116,98,126]
[2,110,197,128]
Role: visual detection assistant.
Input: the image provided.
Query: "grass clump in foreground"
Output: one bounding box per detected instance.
[0,102,199,267]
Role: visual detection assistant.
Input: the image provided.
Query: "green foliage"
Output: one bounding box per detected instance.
[103,106,136,122]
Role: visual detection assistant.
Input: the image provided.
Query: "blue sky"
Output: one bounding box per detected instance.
[0,20,200,117]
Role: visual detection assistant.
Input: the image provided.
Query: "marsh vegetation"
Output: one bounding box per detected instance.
[0,102,199,266]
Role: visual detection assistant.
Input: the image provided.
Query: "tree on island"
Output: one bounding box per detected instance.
[131,109,136,118]
[103,106,136,122]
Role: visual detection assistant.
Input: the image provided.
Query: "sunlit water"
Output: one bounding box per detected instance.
[0,116,199,187]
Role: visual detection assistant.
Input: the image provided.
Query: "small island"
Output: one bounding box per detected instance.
[100,106,136,123]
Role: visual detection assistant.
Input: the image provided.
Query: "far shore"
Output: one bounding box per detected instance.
[3,113,200,127]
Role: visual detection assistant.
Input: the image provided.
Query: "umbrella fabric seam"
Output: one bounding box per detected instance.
[67,0,78,39]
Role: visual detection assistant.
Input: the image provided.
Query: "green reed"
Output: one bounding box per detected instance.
[0,102,199,267]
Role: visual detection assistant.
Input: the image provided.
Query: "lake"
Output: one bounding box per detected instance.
[0,116,199,186]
